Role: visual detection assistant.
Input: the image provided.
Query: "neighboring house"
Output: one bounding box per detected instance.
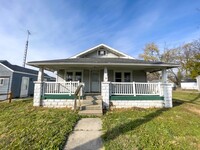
[0,60,52,100]
[28,44,179,109]
[196,75,200,91]
[181,79,198,90]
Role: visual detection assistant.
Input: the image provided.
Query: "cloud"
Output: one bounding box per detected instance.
[0,0,199,74]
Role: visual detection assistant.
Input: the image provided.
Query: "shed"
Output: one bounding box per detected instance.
[0,60,51,100]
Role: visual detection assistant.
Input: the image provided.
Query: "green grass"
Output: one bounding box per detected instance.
[0,99,80,150]
[102,90,200,150]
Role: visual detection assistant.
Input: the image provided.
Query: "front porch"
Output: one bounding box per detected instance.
[32,65,173,110]
[33,74,172,110]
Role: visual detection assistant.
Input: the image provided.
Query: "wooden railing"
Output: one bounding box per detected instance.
[43,81,82,96]
[74,84,84,111]
[110,82,162,96]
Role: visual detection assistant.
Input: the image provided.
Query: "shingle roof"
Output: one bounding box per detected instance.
[0,60,50,77]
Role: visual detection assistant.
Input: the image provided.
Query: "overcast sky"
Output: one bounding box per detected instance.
[0,0,200,70]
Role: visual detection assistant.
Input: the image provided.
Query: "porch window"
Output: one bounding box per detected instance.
[75,72,82,82]
[115,72,122,82]
[124,72,131,82]
[66,72,73,81]
[0,78,4,86]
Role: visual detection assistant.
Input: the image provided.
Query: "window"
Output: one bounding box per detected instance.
[98,50,106,56]
[66,72,73,81]
[0,78,4,86]
[75,72,82,82]
[66,71,82,82]
[115,72,122,82]
[114,71,132,82]
[124,72,131,82]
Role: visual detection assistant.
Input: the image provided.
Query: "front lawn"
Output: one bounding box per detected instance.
[102,90,200,150]
[0,99,79,150]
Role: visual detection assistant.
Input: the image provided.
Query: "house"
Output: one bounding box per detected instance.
[181,79,198,90]
[196,75,200,91]
[0,60,52,100]
[27,44,179,109]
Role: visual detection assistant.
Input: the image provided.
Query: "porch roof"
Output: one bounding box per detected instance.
[27,58,179,72]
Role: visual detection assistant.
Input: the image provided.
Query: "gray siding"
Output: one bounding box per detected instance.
[108,70,114,82]
[57,70,65,82]
[0,64,13,100]
[132,71,147,82]
[83,70,90,92]
[81,49,122,58]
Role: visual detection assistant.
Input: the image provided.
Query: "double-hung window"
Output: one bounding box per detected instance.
[66,71,82,82]
[115,72,131,82]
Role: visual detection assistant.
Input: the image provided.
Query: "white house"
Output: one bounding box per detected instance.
[28,44,179,110]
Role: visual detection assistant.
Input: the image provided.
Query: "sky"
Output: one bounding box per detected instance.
[0,0,200,71]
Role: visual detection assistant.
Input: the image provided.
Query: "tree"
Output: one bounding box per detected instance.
[139,42,160,61]
[161,48,183,86]
[139,43,161,81]
[186,39,200,78]
[139,39,200,85]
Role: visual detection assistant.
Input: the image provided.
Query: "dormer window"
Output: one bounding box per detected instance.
[98,50,106,56]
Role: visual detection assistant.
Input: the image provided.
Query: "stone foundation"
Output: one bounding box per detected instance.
[111,100,164,108]
[41,99,74,108]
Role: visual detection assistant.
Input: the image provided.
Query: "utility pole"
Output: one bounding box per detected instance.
[22,30,31,67]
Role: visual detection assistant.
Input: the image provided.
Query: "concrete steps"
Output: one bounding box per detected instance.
[79,110,103,116]
[79,95,103,116]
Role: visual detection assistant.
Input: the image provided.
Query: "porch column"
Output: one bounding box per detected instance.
[162,68,173,108]
[33,68,44,106]
[162,69,167,83]
[101,82,110,110]
[103,67,108,82]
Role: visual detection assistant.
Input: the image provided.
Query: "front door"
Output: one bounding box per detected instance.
[91,70,100,92]
[20,77,29,97]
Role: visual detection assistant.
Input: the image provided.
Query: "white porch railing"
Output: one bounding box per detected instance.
[110,82,163,96]
[43,81,82,96]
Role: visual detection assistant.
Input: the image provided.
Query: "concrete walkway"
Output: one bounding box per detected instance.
[64,118,104,150]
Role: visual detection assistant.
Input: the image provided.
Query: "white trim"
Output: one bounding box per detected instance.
[29,62,179,68]
[0,63,14,72]
[70,44,134,59]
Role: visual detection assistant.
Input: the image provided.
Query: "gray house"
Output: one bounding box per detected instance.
[28,44,179,110]
[0,60,52,100]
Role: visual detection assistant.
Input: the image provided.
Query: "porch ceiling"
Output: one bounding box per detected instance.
[27,58,179,72]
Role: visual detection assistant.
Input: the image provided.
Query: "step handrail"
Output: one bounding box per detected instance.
[74,84,84,111]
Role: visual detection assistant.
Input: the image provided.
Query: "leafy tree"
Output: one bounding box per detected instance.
[139,42,160,61]
[139,39,200,85]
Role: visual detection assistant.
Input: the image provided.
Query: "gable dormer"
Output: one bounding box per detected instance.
[70,44,134,59]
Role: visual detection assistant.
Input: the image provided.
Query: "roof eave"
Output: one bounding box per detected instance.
[27,62,179,68]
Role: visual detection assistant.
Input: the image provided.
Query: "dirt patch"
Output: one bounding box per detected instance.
[184,106,200,116]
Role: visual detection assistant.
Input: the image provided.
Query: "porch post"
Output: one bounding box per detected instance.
[162,69,167,83]
[103,67,108,82]
[162,68,173,108]
[101,82,110,110]
[33,68,44,106]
